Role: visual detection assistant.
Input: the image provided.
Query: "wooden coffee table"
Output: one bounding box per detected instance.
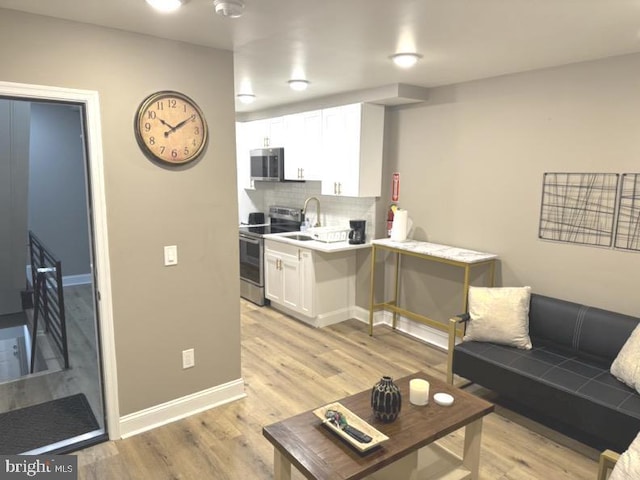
[262,371,494,480]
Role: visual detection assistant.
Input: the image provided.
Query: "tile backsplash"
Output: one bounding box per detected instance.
[240,180,378,241]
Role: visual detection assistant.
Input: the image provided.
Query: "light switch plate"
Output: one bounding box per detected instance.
[164,245,178,266]
[182,348,195,369]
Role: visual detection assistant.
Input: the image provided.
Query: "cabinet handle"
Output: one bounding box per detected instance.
[300,168,304,179]
[263,137,270,147]
[298,249,301,260]
[334,182,338,195]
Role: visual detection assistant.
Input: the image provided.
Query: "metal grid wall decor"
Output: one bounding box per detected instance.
[614,173,640,252]
[538,172,640,252]
[538,172,619,247]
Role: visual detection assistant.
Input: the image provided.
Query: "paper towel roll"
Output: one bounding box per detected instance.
[391,209,408,242]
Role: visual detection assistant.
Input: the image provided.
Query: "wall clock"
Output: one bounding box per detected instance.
[134,90,208,165]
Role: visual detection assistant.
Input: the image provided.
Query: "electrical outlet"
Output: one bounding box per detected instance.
[182,348,195,369]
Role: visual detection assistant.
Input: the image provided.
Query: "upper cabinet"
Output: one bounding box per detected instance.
[284,110,322,181]
[237,103,384,196]
[246,117,285,149]
[321,103,384,197]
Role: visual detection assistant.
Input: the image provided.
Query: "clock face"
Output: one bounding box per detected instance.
[134,91,208,165]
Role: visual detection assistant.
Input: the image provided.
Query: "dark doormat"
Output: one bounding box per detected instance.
[0,393,99,454]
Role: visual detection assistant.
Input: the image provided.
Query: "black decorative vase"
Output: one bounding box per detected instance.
[371,376,402,423]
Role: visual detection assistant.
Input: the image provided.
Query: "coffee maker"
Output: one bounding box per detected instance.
[348,220,366,244]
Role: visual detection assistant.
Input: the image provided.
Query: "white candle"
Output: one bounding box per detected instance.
[410,379,430,406]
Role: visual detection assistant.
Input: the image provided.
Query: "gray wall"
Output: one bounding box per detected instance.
[0,9,240,415]
[28,102,91,278]
[365,52,640,322]
[0,100,30,315]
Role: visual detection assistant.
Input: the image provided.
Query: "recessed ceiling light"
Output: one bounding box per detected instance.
[145,0,185,13]
[288,79,310,91]
[237,93,256,104]
[390,53,422,68]
[213,0,245,18]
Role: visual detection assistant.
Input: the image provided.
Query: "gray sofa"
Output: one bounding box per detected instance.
[447,293,640,452]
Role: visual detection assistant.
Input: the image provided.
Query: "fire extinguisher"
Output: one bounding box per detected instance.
[387,173,400,237]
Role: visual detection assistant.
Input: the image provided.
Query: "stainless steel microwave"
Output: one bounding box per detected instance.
[250,147,284,182]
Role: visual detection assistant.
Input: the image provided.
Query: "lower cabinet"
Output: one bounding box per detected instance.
[264,239,356,327]
[265,244,311,315]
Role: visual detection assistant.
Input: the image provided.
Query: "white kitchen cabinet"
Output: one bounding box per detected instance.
[246,116,286,149]
[265,241,309,314]
[284,110,322,181]
[265,239,356,327]
[321,103,384,197]
[298,248,314,316]
[235,121,255,190]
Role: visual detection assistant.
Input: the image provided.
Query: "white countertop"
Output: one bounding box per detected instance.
[264,232,371,253]
[372,238,498,264]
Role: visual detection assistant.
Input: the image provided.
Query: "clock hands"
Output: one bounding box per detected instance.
[163,114,196,138]
[158,118,176,130]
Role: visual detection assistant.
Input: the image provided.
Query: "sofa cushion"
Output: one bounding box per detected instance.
[529,294,640,365]
[611,324,640,392]
[463,286,532,349]
[455,341,640,420]
[454,340,640,451]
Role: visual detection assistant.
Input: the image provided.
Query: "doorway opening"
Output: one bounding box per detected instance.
[0,82,117,453]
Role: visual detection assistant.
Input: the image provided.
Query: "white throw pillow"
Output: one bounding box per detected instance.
[611,323,640,393]
[463,286,533,350]
[609,432,640,480]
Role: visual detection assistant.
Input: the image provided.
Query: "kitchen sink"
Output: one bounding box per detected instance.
[283,233,314,241]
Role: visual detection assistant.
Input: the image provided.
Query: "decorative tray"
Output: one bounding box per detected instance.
[312,402,389,452]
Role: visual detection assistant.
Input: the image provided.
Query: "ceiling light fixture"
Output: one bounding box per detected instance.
[145,0,184,13]
[288,79,310,91]
[236,93,256,104]
[390,52,422,68]
[213,0,245,18]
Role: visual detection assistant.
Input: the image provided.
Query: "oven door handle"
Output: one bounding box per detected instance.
[239,234,262,245]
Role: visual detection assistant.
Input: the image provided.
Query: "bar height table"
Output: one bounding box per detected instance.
[368,239,498,337]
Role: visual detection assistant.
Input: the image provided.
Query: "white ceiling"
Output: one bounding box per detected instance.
[2,0,640,114]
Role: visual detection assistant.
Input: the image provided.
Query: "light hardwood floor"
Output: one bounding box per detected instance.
[76,300,600,479]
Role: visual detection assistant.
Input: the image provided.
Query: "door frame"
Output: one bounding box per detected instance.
[0,80,120,439]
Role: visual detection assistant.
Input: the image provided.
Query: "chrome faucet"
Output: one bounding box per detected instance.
[302,196,321,227]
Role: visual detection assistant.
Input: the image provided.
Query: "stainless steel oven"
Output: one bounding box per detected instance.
[239,232,265,305]
[239,206,302,306]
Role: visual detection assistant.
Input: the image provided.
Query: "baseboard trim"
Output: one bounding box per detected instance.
[63,274,92,286]
[316,307,352,328]
[119,377,246,439]
[269,303,352,328]
[351,306,450,351]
